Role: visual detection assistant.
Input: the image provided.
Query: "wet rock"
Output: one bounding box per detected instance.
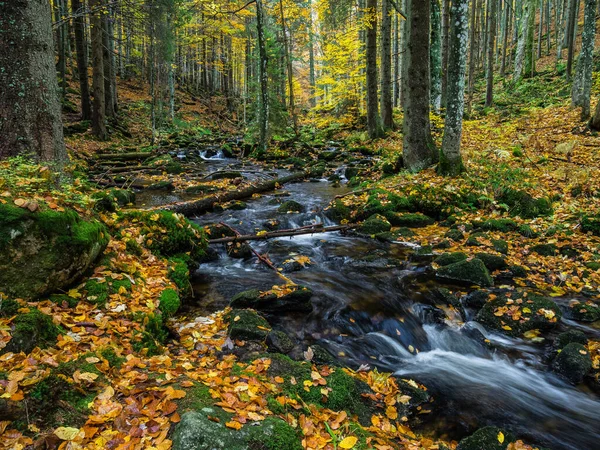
[475,253,508,272]
[0,206,109,299]
[93,188,136,212]
[552,342,592,384]
[435,258,493,287]
[277,200,305,213]
[388,212,434,228]
[185,184,218,194]
[393,379,432,420]
[564,299,600,322]
[2,309,62,355]
[434,252,467,267]
[554,330,587,349]
[225,241,253,258]
[262,219,281,231]
[308,344,338,366]
[229,286,313,312]
[224,200,247,211]
[172,410,247,450]
[357,214,392,235]
[227,309,270,341]
[147,181,175,190]
[461,290,490,310]
[266,330,295,354]
[476,293,561,337]
[210,171,242,180]
[465,232,488,247]
[456,426,514,450]
[444,228,465,242]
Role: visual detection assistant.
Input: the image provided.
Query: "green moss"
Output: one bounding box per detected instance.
[85,279,109,307]
[176,382,217,413]
[581,215,600,236]
[388,212,434,228]
[125,239,143,256]
[168,258,191,297]
[50,293,79,308]
[326,199,353,221]
[475,253,508,271]
[278,200,305,213]
[496,188,553,218]
[445,229,464,242]
[436,258,493,287]
[0,204,27,248]
[465,232,488,246]
[531,243,558,256]
[492,239,509,254]
[552,343,592,384]
[159,288,181,317]
[357,214,391,235]
[434,252,468,267]
[247,416,303,450]
[133,313,168,356]
[473,218,518,232]
[99,347,125,369]
[111,278,132,294]
[517,224,539,238]
[0,298,21,317]
[4,309,62,354]
[555,330,587,349]
[228,309,270,341]
[457,426,514,450]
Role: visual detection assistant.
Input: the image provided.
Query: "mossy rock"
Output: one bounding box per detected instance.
[357,214,391,235]
[457,426,514,450]
[436,258,493,287]
[554,330,587,349]
[159,288,181,317]
[168,258,191,297]
[492,239,509,255]
[461,290,490,310]
[445,229,464,242]
[228,309,271,341]
[226,241,253,259]
[394,379,432,419]
[2,309,62,354]
[465,232,488,247]
[517,224,539,238]
[509,265,527,278]
[147,181,175,191]
[473,218,518,232]
[552,343,592,384]
[326,199,353,221]
[476,293,561,337]
[230,286,313,313]
[581,215,600,236]
[496,188,553,219]
[388,212,434,228]
[247,416,303,450]
[531,243,558,257]
[277,200,305,213]
[475,253,508,272]
[434,252,468,267]
[0,206,109,299]
[210,171,243,180]
[225,201,248,211]
[564,300,600,322]
[309,344,338,366]
[0,298,20,317]
[93,189,136,212]
[84,279,109,307]
[266,330,295,354]
[172,410,248,450]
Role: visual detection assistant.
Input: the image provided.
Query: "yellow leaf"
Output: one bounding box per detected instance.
[497,431,505,444]
[67,288,82,299]
[385,405,398,420]
[54,426,80,441]
[225,421,243,430]
[339,436,358,449]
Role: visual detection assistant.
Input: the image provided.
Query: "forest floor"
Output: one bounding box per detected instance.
[1,73,600,450]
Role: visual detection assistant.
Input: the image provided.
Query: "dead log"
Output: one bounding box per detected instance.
[208,224,358,244]
[161,171,308,216]
[95,152,156,161]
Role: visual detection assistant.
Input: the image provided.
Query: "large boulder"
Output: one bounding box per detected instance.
[230,286,313,313]
[2,309,62,354]
[435,258,493,287]
[227,309,271,341]
[457,426,514,450]
[0,205,109,299]
[552,343,592,384]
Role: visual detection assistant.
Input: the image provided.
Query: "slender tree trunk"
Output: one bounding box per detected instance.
[501,0,511,77]
[467,0,479,114]
[441,0,451,107]
[0,0,66,162]
[566,0,578,79]
[256,0,269,152]
[589,97,600,129]
[514,0,531,82]
[366,0,384,138]
[308,0,317,108]
[572,0,597,119]
[279,0,298,134]
[90,0,108,140]
[102,12,116,118]
[524,0,536,76]
[430,0,443,112]
[72,0,92,121]
[393,11,401,108]
[486,0,498,106]
[403,0,437,172]
[440,0,469,176]
[381,0,394,129]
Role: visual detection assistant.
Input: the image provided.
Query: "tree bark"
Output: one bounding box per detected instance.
[90,0,108,140]
[381,0,394,129]
[572,0,597,119]
[102,11,116,119]
[72,0,92,121]
[0,0,67,162]
[439,0,469,176]
[514,0,531,82]
[486,0,498,106]
[256,0,269,152]
[566,0,578,79]
[403,0,438,172]
[430,0,443,112]
[366,0,384,138]
[441,0,451,107]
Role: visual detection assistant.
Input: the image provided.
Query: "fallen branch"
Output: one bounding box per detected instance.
[333,188,369,200]
[95,152,156,161]
[208,224,358,244]
[161,171,308,216]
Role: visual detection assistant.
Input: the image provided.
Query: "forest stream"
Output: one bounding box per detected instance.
[137,150,600,450]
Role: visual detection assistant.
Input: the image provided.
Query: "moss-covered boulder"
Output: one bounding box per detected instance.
[531,243,558,257]
[226,241,253,258]
[581,215,600,236]
[445,229,465,242]
[435,258,493,287]
[388,212,434,228]
[2,309,62,354]
[277,200,305,213]
[357,214,392,235]
[247,416,303,450]
[496,188,553,219]
[475,253,508,272]
[230,286,313,313]
[476,293,561,337]
[0,205,109,299]
[473,218,518,232]
[158,288,181,317]
[228,309,271,341]
[266,330,295,354]
[93,189,136,212]
[552,343,592,384]
[564,300,600,322]
[457,426,514,450]
[434,252,468,267]
[554,330,587,349]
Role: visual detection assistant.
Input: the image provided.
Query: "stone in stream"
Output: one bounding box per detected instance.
[262,219,281,231]
[225,241,253,258]
[357,214,392,235]
[229,286,313,313]
[563,299,600,322]
[266,330,295,354]
[227,309,270,341]
[456,426,515,450]
[475,252,508,272]
[277,200,305,213]
[434,252,468,267]
[475,292,562,337]
[435,258,493,287]
[210,171,243,180]
[0,205,109,299]
[554,330,587,349]
[552,342,593,385]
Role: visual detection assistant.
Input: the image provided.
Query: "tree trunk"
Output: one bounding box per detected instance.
[381,0,394,129]
[102,12,116,118]
[500,0,511,77]
[308,0,317,107]
[72,0,92,121]
[279,0,298,134]
[566,0,578,79]
[403,0,437,172]
[572,0,597,119]
[589,97,600,129]
[525,0,536,77]
[486,0,498,106]
[466,0,479,114]
[430,0,443,112]
[90,0,108,140]
[441,0,451,107]
[0,0,66,162]
[514,0,531,82]
[256,0,269,152]
[366,0,384,138]
[439,0,469,176]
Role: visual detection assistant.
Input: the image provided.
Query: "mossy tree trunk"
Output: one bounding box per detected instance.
[430,0,442,112]
[439,0,469,176]
[90,0,108,140]
[72,0,92,121]
[572,0,597,119]
[485,0,497,106]
[366,0,384,138]
[0,0,67,163]
[514,0,531,83]
[380,0,394,129]
[403,0,437,172]
[256,0,269,152]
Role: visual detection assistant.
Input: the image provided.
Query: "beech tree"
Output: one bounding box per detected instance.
[366,0,384,138]
[0,0,66,162]
[439,0,469,176]
[572,0,597,119]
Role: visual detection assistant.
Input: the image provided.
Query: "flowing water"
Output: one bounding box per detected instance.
[161,153,600,450]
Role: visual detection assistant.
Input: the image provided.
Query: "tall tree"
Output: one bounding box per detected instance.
[256,0,270,151]
[0,0,66,162]
[565,0,579,79]
[430,0,443,112]
[72,0,92,121]
[439,0,469,176]
[403,0,437,172]
[514,0,532,83]
[90,0,108,140]
[366,0,384,138]
[572,0,597,119]
[486,0,498,106]
[441,0,451,107]
[381,0,394,129]
[524,0,536,77]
